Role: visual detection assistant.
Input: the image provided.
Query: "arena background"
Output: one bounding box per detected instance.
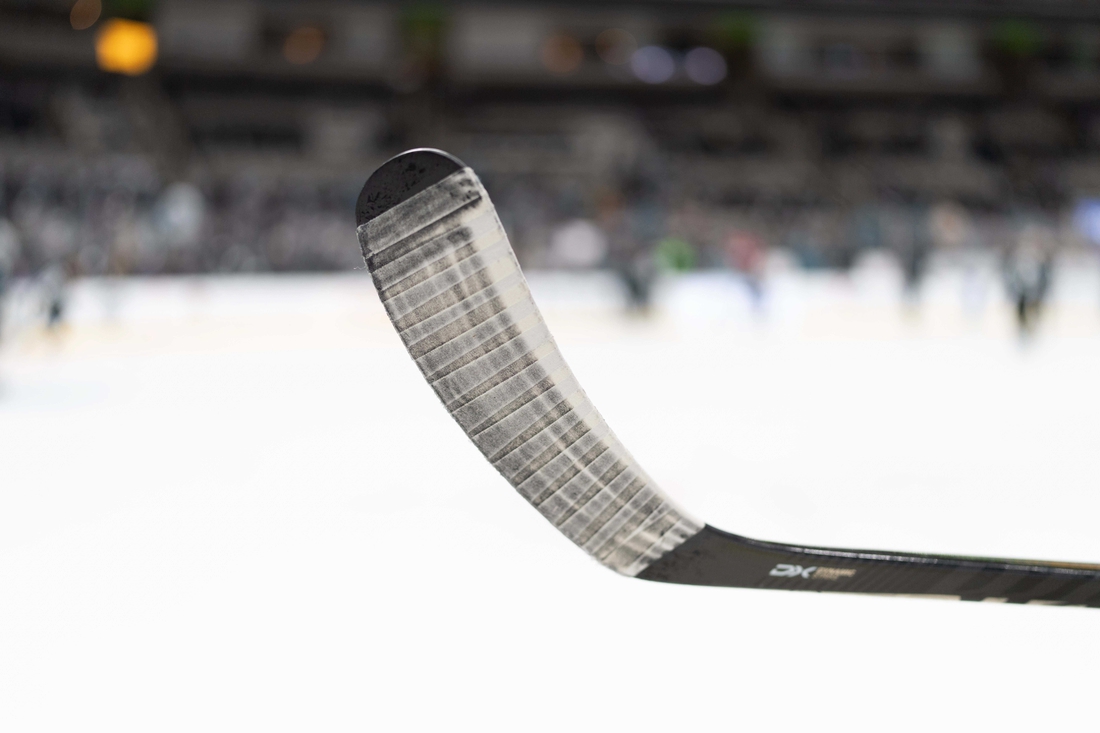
[6,0,1100,280]
[2,2,1100,731]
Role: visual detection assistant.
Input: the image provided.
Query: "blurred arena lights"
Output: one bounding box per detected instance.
[541,33,583,75]
[631,45,675,84]
[283,26,325,65]
[95,19,157,75]
[69,0,101,30]
[684,47,727,84]
[595,28,637,65]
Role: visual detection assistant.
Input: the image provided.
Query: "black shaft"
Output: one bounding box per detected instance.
[637,525,1100,606]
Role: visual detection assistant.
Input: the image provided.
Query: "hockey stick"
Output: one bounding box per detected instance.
[356,149,1100,607]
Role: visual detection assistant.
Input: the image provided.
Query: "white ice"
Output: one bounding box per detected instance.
[1,260,1098,732]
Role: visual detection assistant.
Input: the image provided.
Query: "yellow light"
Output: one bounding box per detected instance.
[95,19,158,76]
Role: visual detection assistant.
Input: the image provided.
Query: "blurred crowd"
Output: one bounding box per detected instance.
[4,0,1100,336]
[0,155,361,277]
[0,92,1092,280]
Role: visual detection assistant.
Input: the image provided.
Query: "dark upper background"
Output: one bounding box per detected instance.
[3,0,1100,276]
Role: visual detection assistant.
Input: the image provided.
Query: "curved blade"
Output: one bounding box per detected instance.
[356,149,702,577]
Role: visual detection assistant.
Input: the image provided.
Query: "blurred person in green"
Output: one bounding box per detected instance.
[656,236,695,272]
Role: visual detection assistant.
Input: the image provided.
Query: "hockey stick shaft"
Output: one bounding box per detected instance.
[640,526,1100,606]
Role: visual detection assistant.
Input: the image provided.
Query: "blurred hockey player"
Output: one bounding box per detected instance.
[930,202,987,318]
[899,207,933,305]
[1002,224,1054,336]
[40,264,68,331]
[0,218,19,342]
[725,230,766,309]
[598,188,657,314]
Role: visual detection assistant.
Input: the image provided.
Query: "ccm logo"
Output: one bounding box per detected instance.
[770,563,817,579]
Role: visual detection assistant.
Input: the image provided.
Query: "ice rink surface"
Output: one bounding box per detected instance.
[2,261,1099,731]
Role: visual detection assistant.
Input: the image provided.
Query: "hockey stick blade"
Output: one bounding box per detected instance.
[356,149,1100,608]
